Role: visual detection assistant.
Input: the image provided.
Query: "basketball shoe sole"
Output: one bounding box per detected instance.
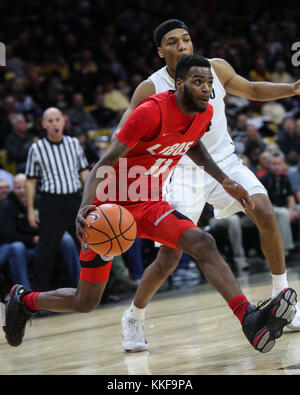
[242,288,297,353]
[2,284,33,347]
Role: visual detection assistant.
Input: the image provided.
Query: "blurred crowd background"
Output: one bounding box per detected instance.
[0,0,300,307]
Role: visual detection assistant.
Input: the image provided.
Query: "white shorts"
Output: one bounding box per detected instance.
[163,153,267,224]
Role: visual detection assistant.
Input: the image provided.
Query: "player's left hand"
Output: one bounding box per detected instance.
[222,178,255,210]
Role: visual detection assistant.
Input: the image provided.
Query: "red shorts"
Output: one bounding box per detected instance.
[79,200,196,283]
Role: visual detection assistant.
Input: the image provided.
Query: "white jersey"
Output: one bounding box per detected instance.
[149,62,235,163]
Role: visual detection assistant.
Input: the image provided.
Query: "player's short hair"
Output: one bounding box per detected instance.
[175,54,211,81]
[154,19,189,47]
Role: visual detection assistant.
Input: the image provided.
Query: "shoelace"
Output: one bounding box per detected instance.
[257,298,271,310]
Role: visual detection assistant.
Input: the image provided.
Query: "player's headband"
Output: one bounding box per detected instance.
[154,19,190,47]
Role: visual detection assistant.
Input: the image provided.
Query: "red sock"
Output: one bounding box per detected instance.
[22,292,40,311]
[228,295,251,324]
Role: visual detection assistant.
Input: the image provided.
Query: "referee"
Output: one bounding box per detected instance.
[25,107,90,291]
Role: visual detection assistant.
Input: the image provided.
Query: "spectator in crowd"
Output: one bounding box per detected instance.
[256,151,271,178]
[244,141,263,174]
[25,107,90,291]
[123,237,145,283]
[67,93,98,135]
[244,124,266,152]
[75,131,99,169]
[27,108,45,139]
[5,45,26,79]
[103,81,130,113]
[14,85,35,114]
[91,93,117,128]
[0,174,80,289]
[208,214,249,273]
[287,155,300,204]
[287,156,300,246]
[110,255,139,294]
[260,152,298,255]
[71,50,99,102]
[4,114,36,172]
[249,57,271,82]
[276,117,300,164]
[0,179,11,202]
[0,96,17,150]
[270,61,294,84]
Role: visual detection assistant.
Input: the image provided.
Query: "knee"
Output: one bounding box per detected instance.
[188,232,217,260]
[252,197,276,228]
[10,241,26,255]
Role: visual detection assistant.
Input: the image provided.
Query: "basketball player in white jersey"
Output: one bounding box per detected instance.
[119,19,300,351]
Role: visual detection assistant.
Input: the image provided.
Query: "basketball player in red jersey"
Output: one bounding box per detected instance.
[118,20,300,350]
[3,55,296,354]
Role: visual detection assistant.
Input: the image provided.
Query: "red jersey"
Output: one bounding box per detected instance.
[94,90,213,205]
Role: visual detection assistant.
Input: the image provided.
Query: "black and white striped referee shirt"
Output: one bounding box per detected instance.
[25,136,89,194]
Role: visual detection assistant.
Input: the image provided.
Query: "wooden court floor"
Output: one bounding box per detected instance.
[1,267,300,375]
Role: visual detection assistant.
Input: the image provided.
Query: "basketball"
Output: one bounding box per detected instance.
[84,204,137,257]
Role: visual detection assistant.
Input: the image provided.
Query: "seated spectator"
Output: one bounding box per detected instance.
[14,85,35,114]
[256,151,270,178]
[0,155,14,189]
[4,114,35,172]
[276,117,300,164]
[244,141,263,174]
[0,179,11,203]
[0,96,17,150]
[208,214,249,273]
[0,174,80,289]
[244,124,266,151]
[27,108,45,139]
[91,93,117,128]
[110,255,139,294]
[123,237,145,283]
[67,93,98,135]
[261,101,286,130]
[260,152,298,255]
[287,155,300,204]
[5,45,26,79]
[74,131,99,169]
[270,61,294,84]
[249,57,271,82]
[171,253,200,282]
[103,81,130,113]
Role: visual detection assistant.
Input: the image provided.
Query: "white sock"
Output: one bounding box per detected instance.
[271,271,289,298]
[130,301,146,319]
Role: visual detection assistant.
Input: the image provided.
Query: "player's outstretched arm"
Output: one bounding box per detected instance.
[76,139,131,242]
[186,140,255,210]
[211,58,300,101]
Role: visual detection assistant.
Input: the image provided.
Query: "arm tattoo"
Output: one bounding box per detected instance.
[102,141,131,166]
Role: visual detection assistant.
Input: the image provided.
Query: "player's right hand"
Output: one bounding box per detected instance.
[222,178,255,211]
[76,204,97,243]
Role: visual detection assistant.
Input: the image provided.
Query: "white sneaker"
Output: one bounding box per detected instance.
[122,309,148,352]
[286,304,300,331]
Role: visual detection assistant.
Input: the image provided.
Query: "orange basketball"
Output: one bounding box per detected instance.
[84,204,137,257]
